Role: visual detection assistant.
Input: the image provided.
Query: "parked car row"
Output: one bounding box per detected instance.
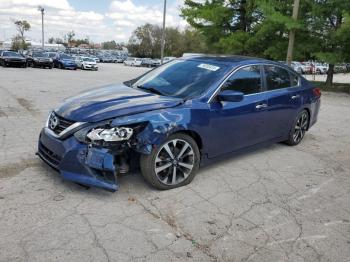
[286,61,332,75]
[294,62,347,73]
[0,50,100,71]
[123,57,175,67]
[64,48,128,64]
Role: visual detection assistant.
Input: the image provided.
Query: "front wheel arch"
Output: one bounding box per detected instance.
[140,133,201,190]
[172,130,203,152]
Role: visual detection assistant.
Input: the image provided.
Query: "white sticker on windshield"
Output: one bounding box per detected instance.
[197,63,220,71]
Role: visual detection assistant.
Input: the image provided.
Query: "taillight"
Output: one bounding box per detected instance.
[313,88,321,97]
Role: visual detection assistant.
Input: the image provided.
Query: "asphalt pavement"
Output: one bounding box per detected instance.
[0,63,349,262]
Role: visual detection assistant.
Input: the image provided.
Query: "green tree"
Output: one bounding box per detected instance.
[102,40,118,49]
[181,0,350,86]
[48,37,55,44]
[181,0,262,53]
[306,0,350,85]
[11,35,30,51]
[127,24,208,58]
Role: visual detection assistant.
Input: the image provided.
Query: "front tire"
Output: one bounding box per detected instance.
[285,110,309,146]
[140,133,200,190]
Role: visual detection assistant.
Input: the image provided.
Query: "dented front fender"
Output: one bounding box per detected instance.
[111,109,192,154]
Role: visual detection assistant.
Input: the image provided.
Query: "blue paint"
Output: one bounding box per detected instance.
[38,56,321,191]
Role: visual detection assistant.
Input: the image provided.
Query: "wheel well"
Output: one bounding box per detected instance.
[303,108,311,130]
[175,130,203,150]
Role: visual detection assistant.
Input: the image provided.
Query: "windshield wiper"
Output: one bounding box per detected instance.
[136,85,164,96]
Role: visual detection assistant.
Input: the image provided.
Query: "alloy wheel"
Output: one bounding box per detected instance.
[293,111,308,143]
[154,139,195,185]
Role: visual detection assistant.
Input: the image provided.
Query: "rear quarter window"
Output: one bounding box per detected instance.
[290,72,300,87]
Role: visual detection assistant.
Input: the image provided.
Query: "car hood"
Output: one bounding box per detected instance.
[55,83,183,122]
[61,59,75,63]
[35,57,50,60]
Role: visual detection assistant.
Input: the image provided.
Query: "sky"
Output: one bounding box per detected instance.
[0,0,188,43]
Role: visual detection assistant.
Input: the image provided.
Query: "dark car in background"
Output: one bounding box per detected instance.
[0,51,27,68]
[26,51,53,69]
[37,56,321,192]
[53,53,77,70]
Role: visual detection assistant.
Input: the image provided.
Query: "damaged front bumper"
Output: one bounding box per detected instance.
[37,128,119,192]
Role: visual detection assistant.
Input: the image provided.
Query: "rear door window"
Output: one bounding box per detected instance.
[264,65,291,91]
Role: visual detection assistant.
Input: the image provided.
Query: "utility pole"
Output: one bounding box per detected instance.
[160,0,167,64]
[38,6,45,48]
[286,0,300,66]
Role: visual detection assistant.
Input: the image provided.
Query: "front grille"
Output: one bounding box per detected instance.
[50,114,76,135]
[38,142,62,168]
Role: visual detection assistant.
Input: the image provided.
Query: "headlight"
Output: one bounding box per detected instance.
[87,127,133,142]
[49,58,53,62]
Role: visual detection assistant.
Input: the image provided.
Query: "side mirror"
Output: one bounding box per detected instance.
[217,90,244,102]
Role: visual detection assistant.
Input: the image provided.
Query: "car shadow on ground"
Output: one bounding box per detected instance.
[37,141,285,197]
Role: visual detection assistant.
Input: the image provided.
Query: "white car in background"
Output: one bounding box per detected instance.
[123,57,142,66]
[163,56,176,63]
[89,56,100,63]
[314,63,328,74]
[75,56,98,70]
[291,62,303,74]
[152,59,161,67]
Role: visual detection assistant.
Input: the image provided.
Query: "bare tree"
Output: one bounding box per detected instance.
[14,20,30,42]
[12,20,31,50]
[65,31,75,47]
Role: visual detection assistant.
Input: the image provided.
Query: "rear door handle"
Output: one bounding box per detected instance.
[291,95,300,99]
[256,103,268,109]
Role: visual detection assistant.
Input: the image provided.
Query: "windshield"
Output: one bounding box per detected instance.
[132,59,228,99]
[3,51,22,57]
[60,54,73,59]
[83,58,94,62]
[33,52,45,57]
[45,53,56,58]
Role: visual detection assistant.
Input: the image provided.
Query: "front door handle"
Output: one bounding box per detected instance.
[291,95,300,99]
[256,103,268,109]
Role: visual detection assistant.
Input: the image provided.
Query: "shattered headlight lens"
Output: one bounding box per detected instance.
[87,127,133,142]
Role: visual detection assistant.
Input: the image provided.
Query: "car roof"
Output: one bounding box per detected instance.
[181,55,291,69]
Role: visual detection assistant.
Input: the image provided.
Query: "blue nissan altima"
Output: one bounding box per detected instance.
[37,56,321,192]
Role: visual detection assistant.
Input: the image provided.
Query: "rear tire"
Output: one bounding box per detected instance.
[140,133,200,190]
[285,109,309,146]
